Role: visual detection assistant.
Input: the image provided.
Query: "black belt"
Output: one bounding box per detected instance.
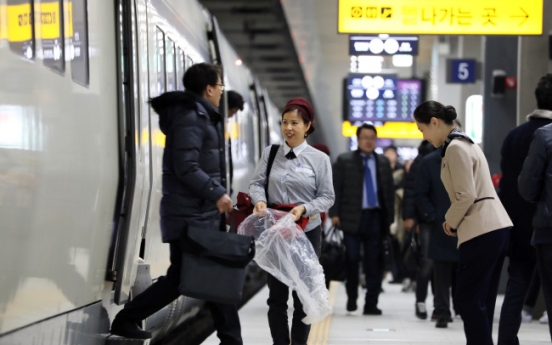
[362,208,380,214]
[474,197,494,204]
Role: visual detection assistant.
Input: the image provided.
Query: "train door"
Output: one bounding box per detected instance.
[110,0,153,304]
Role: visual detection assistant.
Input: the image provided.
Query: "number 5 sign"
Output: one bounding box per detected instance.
[448,59,477,83]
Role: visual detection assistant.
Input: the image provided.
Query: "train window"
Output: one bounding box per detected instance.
[42,0,65,73]
[70,0,89,87]
[176,48,185,90]
[165,38,176,91]
[7,0,35,60]
[156,27,165,94]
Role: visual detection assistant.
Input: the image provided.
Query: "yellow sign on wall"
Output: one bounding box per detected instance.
[342,121,423,139]
[338,0,543,35]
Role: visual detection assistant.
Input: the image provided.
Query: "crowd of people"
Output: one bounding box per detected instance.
[108,62,552,345]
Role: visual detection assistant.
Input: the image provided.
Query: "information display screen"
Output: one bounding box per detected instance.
[346,74,398,123]
[396,79,423,121]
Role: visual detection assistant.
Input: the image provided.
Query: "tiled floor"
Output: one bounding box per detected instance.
[203,278,551,345]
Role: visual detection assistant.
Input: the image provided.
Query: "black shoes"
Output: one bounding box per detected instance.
[416,302,428,320]
[436,317,448,328]
[346,299,358,312]
[363,305,382,315]
[110,316,152,340]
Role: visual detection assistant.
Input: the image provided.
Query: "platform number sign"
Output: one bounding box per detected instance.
[450,59,476,84]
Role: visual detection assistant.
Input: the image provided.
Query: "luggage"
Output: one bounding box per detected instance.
[319,226,347,284]
[179,225,255,304]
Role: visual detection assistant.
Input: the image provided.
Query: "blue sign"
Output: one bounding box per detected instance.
[450,59,476,83]
[349,35,419,56]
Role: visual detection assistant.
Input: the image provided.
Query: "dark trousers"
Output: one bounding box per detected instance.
[116,242,242,345]
[456,228,508,345]
[433,261,457,320]
[535,244,552,341]
[525,268,540,308]
[343,210,383,307]
[497,257,536,345]
[267,227,322,345]
[416,224,433,303]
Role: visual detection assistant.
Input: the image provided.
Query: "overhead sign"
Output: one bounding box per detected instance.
[342,121,423,139]
[338,0,543,35]
[449,59,476,83]
[349,35,419,55]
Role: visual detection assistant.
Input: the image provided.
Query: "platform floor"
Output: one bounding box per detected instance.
[203,276,550,345]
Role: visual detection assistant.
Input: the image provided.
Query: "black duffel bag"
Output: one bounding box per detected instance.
[179,225,255,304]
[320,226,347,284]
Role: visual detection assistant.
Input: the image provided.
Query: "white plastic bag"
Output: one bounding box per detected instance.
[238,209,332,324]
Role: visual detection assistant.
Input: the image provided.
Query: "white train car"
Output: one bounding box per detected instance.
[0,0,280,344]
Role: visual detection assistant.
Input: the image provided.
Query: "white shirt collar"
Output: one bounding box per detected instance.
[284,140,308,156]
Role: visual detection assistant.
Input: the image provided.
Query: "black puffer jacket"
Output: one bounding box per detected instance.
[402,140,435,221]
[329,150,394,235]
[150,91,226,242]
[519,123,552,245]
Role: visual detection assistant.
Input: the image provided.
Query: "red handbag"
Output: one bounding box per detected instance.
[227,145,280,232]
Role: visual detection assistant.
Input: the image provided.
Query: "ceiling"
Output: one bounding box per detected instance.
[200,0,312,110]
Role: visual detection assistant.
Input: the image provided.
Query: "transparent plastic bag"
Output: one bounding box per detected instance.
[238,209,332,324]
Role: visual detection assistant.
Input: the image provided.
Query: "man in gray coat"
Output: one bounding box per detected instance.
[330,123,394,315]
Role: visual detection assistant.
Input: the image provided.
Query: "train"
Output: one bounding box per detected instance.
[0,0,281,344]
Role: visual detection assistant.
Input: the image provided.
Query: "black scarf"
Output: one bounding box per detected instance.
[441,128,474,157]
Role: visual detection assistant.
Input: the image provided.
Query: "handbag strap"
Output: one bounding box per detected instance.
[264,144,280,204]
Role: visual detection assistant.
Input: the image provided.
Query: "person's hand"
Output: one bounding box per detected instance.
[404,218,415,232]
[331,216,341,227]
[254,201,267,216]
[443,221,457,237]
[290,205,306,222]
[216,194,233,214]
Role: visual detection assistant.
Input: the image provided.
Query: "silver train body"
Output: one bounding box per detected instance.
[0,0,280,343]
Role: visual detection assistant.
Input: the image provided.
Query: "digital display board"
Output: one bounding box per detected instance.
[347,74,398,123]
[396,79,424,121]
[350,35,419,56]
[338,0,543,35]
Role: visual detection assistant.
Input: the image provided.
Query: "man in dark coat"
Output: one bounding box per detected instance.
[415,146,458,328]
[329,123,394,315]
[518,122,552,342]
[498,73,552,345]
[110,63,242,344]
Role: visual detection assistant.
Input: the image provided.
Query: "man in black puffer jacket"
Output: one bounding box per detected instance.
[110,63,242,344]
[519,121,552,342]
[498,73,552,345]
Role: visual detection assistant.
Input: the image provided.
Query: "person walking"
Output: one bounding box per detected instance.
[414,146,458,328]
[498,73,552,345]
[518,121,552,342]
[414,101,512,345]
[249,97,335,345]
[110,63,242,344]
[329,123,395,315]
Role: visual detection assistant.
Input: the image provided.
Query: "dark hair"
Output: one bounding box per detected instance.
[453,119,462,130]
[281,107,314,135]
[413,100,457,125]
[535,73,552,111]
[183,63,222,95]
[227,90,244,111]
[356,123,377,137]
[384,145,398,154]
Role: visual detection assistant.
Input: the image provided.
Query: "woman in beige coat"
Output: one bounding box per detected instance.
[414,101,512,345]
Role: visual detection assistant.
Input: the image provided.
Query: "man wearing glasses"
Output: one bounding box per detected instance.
[110,63,242,344]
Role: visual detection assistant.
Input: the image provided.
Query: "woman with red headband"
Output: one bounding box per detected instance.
[249,97,335,345]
